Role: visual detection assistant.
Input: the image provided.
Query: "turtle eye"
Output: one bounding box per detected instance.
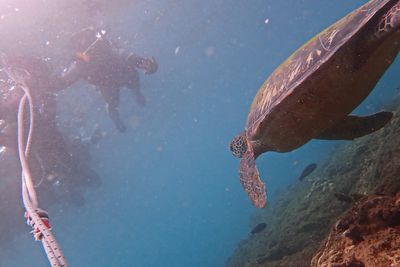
[230,134,248,158]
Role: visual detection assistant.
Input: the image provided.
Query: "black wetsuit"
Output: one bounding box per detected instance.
[0,56,100,205]
[60,39,148,132]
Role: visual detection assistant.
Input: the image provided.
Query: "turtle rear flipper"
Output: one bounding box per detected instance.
[239,150,266,208]
[316,111,393,140]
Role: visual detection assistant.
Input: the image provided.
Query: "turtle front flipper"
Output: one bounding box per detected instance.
[239,150,266,208]
[316,111,393,140]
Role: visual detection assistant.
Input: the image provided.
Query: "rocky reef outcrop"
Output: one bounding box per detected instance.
[225,97,400,267]
[311,194,400,267]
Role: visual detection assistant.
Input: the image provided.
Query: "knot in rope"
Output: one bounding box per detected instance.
[25,208,52,241]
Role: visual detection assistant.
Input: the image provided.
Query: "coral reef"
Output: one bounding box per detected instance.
[312,194,400,267]
[225,97,400,267]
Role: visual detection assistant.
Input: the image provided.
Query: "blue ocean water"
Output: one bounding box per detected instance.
[1,0,399,266]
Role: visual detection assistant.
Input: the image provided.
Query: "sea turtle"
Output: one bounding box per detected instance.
[230,0,400,208]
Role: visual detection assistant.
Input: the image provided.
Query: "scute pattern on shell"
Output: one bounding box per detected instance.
[245,0,393,139]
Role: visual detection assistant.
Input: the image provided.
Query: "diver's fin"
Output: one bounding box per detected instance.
[239,150,266,208]
[315,111,393,140]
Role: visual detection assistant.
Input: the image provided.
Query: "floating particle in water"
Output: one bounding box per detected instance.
[264,18,269,24]
[15,8,19,12]
[174,46,180,55]
[47,174,56,182]
[45,41,50,46]
[205,46,215,57]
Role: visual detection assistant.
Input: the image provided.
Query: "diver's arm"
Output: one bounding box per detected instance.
[54,61,86,91]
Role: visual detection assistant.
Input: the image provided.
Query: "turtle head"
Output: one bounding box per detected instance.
[230,132,248,158]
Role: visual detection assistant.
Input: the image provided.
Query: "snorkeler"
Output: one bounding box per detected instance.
[59,27,158,132]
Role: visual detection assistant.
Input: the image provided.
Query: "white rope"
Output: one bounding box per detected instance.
[1,54,69,267]
[13,71,68,267]
[18,94,38,207]
[22,188,68,267]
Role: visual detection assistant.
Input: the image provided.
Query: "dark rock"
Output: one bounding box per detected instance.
[312,194,400,266]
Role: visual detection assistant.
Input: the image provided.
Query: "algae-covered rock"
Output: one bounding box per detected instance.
[311,194,400,267]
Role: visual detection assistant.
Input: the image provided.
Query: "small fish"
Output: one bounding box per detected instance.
[251,223,267,235]
[298,163,317,181]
